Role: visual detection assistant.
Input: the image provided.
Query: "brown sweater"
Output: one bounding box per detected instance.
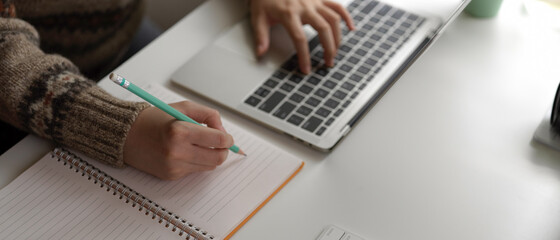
[0,0,151,167]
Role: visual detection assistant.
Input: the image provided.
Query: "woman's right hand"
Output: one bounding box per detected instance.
[123,101,234,180]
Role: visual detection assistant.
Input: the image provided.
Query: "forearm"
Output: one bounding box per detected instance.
[0,17,150,167]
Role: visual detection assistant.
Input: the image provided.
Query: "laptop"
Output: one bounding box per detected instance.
[172,0,470,151]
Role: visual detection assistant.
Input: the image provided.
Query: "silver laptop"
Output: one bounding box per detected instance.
[172,0,469,151]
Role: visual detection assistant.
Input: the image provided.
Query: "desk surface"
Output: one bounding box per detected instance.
[3,0,560,239]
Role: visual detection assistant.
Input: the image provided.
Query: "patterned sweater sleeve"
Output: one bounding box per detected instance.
[0,12,150,167]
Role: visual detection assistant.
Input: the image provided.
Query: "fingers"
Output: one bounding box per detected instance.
[324,1,355,30]
[170,101,226,132]
[281,15,311,74]
[317,7,341,48]
[304,10,336,67]
[251,10,270,56]
[176,122,234,149]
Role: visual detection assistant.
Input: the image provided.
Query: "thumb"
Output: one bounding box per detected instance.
[252,11,270,56]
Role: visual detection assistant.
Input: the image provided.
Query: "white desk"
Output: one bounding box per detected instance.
[3,0,560,239]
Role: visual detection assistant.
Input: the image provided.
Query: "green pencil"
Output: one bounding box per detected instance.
[109,73,246,156]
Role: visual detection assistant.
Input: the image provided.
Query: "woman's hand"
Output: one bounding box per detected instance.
[251,0,355,74]
[123,101,234,180]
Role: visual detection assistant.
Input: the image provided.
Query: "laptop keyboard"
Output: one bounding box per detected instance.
[244,0,425,136]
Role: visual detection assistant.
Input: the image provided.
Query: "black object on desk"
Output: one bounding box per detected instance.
[551,82,560,132]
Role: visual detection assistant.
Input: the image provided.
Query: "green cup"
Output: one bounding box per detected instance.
[465,0,504,18]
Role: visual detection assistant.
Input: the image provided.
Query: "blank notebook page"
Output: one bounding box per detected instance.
[82,84,304,239]
[0,153,179,240]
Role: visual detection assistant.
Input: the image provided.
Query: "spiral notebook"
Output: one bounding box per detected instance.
[0,84,304,240]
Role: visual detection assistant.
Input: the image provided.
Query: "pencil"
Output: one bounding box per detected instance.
[109,73,246,156]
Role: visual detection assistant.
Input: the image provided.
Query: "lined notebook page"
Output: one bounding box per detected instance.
[0,153,180,240]
[87,83,304,239]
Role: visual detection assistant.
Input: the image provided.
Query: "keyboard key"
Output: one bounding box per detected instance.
[361,1,379,14]
[373,50,384,58]
[316,127,327,136]
[401,21,412,28]
[280,83,295,92]
[394,28,405,36]
[365,58,378,66]
[306,97,321,107]
[378,5,391,16]
[353,14,364,22]
[325,99,340,109]
[273,71,288,79]
[355,31,366,37]
[325,117,335,126]
[273,102,296,119]
[333,90,347,100]
[348,38,359,45]
[299,84,313,94]
[358,66,370,74]
[370,34,382,41]
[380,43,391,50]
[311,58,320,67]
[245,96,261,106]
[288,114,304,126]
[363,24,374,31]
[297,105,313,116]
[363,41,374,48]
[334,109,344,117]
[392,9,405,19]
[356,49,367,56]
[289,74,304,84]
[332,72,344,80]
[340,64,353,72]
[348,56,360,64]
[335,54,345,61]
[282,57,298,71]
[387,36,398,43]
[254,87,270,97]
[264,79,279,88]
[351,92,359,99]
[316,107,331,118]
[308,76,321,85]
[377,27,389,34]
[384,20,395,27]
[259,92,286,113]
[323,80,337,89]
[342,100,352,108]
[316,67,329,76]
[350,74,362,82]
[308,36,321,50]
[290,93,305,103]
[314,88,329,98]
[341,82,355,91]
[340,45,351,52]
[302,116,323,132]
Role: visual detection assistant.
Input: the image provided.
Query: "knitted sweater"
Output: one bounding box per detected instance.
[0,0,151,167]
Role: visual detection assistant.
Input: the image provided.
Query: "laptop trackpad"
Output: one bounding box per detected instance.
[172,44,275,108]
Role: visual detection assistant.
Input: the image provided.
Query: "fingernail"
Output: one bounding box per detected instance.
[306,66,311,74]
[259,43,268,53]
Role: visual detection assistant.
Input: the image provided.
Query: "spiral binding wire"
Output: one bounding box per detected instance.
[52,148,214,240]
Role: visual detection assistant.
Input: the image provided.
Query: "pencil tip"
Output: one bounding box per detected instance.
[237,149,247,157]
